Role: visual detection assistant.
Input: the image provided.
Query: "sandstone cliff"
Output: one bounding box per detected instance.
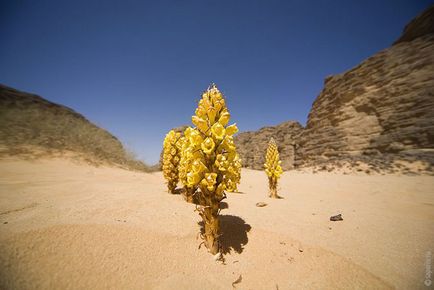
[296,5,434,174]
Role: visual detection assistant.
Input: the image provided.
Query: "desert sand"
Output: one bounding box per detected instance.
[0,157,433,289]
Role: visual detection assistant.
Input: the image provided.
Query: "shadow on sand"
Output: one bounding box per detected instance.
[198,215,251,255]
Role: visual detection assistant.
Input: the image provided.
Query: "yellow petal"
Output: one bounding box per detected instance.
[207,107,218,124]
[189,129,203,146]
[192,116,209,133]
[218,110,230,126]
[211,122,225,140]
[226,123,238,136]
[201,137,215,154]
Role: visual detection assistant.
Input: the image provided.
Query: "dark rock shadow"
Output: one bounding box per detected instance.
[198,215,251,255]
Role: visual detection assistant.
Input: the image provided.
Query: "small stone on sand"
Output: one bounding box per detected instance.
[330,214,343,221]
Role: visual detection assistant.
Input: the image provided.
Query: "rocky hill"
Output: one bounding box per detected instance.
[233,121,303,170]
[296,4,434,174]
[0,85,150,171]
[394,4,434,44]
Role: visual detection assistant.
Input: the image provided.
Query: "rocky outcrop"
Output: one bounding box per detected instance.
[233,121,303,170]
[394,4,434,44]
[296,5,434,174]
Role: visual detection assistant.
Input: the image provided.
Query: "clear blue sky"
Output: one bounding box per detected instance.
[0,0,431,164]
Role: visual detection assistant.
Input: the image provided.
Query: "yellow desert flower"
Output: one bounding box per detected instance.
[218,110,230,126]
[201,92,209,101]
[199,97,212,111]
[211,122,225,140]
[220,135,236,151]
[192,116,209,134]
[225,178,236,192]
[213,99,223,111]
[192,159,206,174]
[201,137,215,154]
[195,105,207,118]
[187,171,202,187]
[178,83,241,256]
[227,166,237,176]
[264,137,283,198]
[184,126,193,137]
[189,129,203,146]
[201,172,217,191]
[225,123,238,136]
[162,130,182,194]
[215,154,228,171]
[215,183,225,196]
[207,107,218,124]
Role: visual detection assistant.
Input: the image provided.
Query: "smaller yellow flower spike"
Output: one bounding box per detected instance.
[264,137,283,198]
[162,130,182,194]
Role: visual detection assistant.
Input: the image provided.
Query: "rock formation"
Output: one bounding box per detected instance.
[296,4,434,174]
[233,121,303,170]
[394,4,434,44]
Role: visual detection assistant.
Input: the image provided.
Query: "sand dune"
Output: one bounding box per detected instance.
[0,158,433,289]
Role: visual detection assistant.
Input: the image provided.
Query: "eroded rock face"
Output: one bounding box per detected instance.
[233,121,303,170]
[394,4,434,44]
[297,5,434,173]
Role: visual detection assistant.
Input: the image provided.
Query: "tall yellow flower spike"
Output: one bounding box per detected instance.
[264,137,283,199]
[162,130,182,194]
[179,83,241,256]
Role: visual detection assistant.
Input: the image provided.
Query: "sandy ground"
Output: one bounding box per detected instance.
[0,157,433,290]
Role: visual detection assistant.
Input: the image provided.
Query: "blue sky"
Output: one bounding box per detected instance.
[0,0,431,164]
